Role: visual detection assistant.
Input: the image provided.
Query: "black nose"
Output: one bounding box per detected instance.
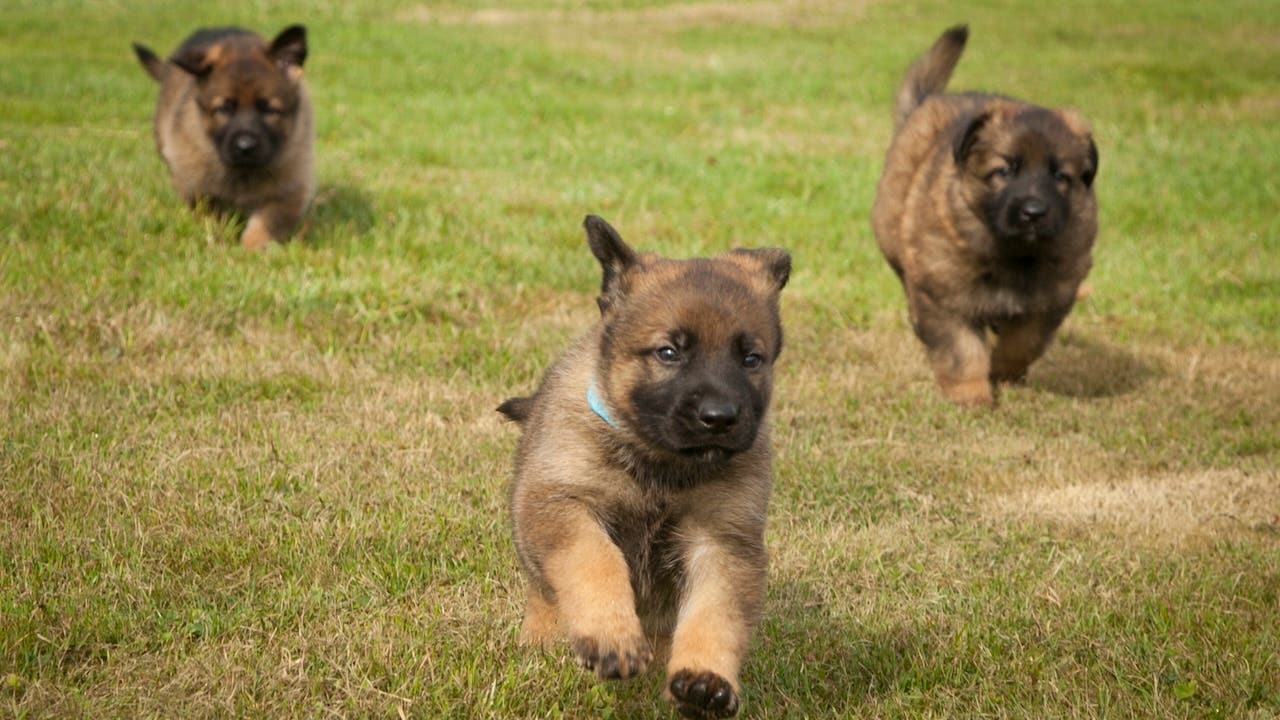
[697,400,739,433]
[1020,198,1048,221]
[232,132,260,157]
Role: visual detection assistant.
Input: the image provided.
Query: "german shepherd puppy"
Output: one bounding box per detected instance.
[133,25,314,250]
[499,216,790,718]
[871,25,1099,405]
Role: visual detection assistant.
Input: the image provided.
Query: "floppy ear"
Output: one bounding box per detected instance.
[584,215,639,315]
[952,111,990,165]
[170,44,215,78]
[1053,107,1098,188]
[269,25,307,71]
[1082,136,1098,188]
[732,247,791,292]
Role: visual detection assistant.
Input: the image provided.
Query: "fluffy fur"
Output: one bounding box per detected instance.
[500,215,790,718]
[871,25,1099,406]
[133,25,314,250]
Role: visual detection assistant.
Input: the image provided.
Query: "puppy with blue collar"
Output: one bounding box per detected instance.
[498,215,790,719]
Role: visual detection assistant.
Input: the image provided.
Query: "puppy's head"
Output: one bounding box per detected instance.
[584,215,790,463]
[953,103,1098,254]
[170,25,308,170]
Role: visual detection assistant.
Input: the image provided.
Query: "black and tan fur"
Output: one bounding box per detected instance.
[133,25,314,250]
[871,25,1099,406]
[499,216,790,718]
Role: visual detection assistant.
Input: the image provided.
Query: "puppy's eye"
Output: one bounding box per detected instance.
[988,158,1021,181]
[213,99,236,115]
[742,352,764,369]
[655,346,681,364]
[256,99,281,115]
[1054,171,1072,185]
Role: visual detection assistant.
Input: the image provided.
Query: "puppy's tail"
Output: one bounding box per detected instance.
[132,43,164,82]
[894,24,968,128]
[497,396,534,424]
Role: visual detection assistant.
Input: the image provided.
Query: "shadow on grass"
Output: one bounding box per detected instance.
[492,578,944,716]
[1031,332,1158,399]
[304,183,376,245]
[750,578,945,709]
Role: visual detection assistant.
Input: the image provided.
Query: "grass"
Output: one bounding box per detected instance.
[1,0,1278,717]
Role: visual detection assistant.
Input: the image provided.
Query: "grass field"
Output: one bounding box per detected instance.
[2,0,1278,717]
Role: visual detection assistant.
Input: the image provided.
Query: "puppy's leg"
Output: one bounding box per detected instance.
[910,297,992,405]
[241,214,275,251]
[535,511,652,680]
[241,191,309,250]
[989,309,1068,384]
[518,587,558,646]
[665,530,765,719]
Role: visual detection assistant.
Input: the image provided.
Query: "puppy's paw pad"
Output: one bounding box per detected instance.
[668,669,739,718]
[570,635,652,680]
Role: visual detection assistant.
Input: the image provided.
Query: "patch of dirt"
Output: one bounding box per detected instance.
[989,468,1280,545]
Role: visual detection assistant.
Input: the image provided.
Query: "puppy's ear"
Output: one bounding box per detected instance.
[1054,108,1098,188]
[1082,136,1098,188]
[952,111,990,165]
[269,25,307,71]
[132,43,164,82]
[584,215,639,315]
[732,247,792,292]
[171,44,217,78]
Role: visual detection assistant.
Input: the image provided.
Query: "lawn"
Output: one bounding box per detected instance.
[1,0,1277,718]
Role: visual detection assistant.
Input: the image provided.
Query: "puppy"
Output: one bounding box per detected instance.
[499,216,790,718]
[871,25,1099,405]
[133,25,314,250]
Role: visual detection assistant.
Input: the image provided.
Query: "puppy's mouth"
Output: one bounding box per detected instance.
[997,223,1058,255]
[673,432,758,462]
[222,149,272,170]
[678,445,736,463]
[1007,227,1046,246]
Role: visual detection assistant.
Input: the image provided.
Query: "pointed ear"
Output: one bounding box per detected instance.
[952,111,990,165]
[171,43,216,78]
[132,42,164,81]
[584,215,639,315]
[269,24,307,71]
[732,247,791,292]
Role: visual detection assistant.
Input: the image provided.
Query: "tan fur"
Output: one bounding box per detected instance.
[135,26,314,250]
[661,529,753,698]
[871,26,1099,406]
[502,216,789,718]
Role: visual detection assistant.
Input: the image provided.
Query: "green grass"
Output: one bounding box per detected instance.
[2,0,1278,717]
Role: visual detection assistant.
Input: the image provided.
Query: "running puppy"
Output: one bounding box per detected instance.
[871,25,1099,405]
[499,215,791,718]
[133,25,314,250]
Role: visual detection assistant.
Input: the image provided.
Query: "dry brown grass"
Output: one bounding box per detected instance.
[989,468,1280,547]
[402,1,872,31]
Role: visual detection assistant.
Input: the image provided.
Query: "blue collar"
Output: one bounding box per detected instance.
[587,379,619,429]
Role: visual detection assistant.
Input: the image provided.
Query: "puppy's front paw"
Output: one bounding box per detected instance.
[990,369,1028,386]
[240,222,273,251]
[940,376,994,407]
[667,669,739,719]
[570,633,652,680]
